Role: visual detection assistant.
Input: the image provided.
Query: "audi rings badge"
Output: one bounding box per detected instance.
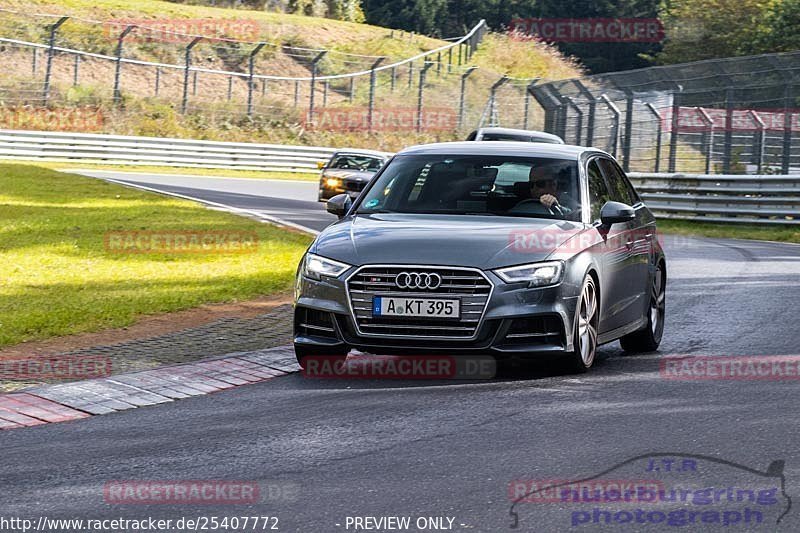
[395,272,442,290]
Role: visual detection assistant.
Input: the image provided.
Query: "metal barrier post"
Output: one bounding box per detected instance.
[573,80,595,146]
[668,92,682,173]
[696,107,715,174]
[722,88,735,173]
[113,25,135,105]
[488,75,509,128]
[599,94,621,158]
[227,76,233,101]
[416,61,434,133]
[247,43,266,117]
[43,16,69,103]
[308,51,327,125]
[523,78,540,130]
[181,37,202,114]
[349,77,355,103]
[782,84,793,174]
[72,55,80,86]
[564,96,583,145]
[622,91,634,171]
[368,57,385,133]
[645,103,663,173]
[748,110,766,174]
[155,67,160,96]
[458,66,477,130]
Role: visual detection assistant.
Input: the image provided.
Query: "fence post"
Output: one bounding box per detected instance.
[181,37,202,114]
[227,76,233,101]
[73,55,80,86]
[748,110,766,174]
[408,61,413,90]
[43,16,69,104]
[192,71,198,95]
[488,75,509,127]
[416,61,434,133]
[448,47,452,74]
[458,66,477,130]
[32,48,38,75]
[349,77,355,103]
[621,91,635,171]
[322,80,329,107]
[696,107,714,174]
[564,96,583,145]
[113,25,135,105]
[390,66,396,91]
[247,43,266,117]
[368,57,385,133]
[573,80,595,146]
[668,92,682,173]
[645,103,663,173]
[599,94,620,158]
[307,51,327,125]
[722,88,735,173]
[294,80,300,108]
[523,79,540,130]
[781,84,793,174]
[154,67,160,96]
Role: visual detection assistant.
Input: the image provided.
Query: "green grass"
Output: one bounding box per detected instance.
[658,219,800,244]
[0,163,312,348]
[5,160,320,181]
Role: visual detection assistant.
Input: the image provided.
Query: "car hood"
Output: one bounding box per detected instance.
[322,169,375,181]
[311,213,587,270]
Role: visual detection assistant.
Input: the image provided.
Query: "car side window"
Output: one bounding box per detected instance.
[598,159,639,205]
[587,159,610,222]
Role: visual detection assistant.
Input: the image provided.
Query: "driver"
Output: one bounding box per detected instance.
[511,166,577,216]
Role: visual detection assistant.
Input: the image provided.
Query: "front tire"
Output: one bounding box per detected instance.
[620,262,665,353]
[563,275,599,373]
[294,344,349,369]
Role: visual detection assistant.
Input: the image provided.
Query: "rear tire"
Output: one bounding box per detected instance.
[562,275,599,374]
[620,262,665,353]
[294,344,349,369]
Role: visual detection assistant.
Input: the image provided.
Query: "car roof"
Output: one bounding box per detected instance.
[396,141,607,159]
[475,127,564,142]
[332,149,393,158]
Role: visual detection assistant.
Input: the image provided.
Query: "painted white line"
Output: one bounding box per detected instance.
[60,167,316,184]
[92,175,320,235]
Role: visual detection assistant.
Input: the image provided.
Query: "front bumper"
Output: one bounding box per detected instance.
[294,266,580,356]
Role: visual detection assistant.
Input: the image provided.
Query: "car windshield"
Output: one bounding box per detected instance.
[328,154,384,172]
[356,154,581,221]
[480,132,560,144]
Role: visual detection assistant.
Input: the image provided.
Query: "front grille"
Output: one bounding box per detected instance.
[346,265,493,339]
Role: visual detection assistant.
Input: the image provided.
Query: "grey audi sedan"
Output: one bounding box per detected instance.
[294,142,666,373]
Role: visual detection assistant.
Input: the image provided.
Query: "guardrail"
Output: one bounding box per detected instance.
[0,129,336,173]
[628,172,800,225]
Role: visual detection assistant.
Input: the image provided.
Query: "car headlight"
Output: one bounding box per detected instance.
[302,253,351,281]
[494,260,564,287]
[325,177,341,188]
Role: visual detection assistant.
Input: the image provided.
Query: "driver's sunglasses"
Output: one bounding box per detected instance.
[532,179,556,188]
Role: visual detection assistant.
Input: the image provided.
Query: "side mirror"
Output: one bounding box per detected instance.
[326,194,352,219]
[317,161,326,170]
[600,201,635,226]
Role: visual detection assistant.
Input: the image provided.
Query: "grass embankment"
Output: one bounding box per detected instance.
[0,163,312,348]
[658,219,800,244]
[0,0,581,152]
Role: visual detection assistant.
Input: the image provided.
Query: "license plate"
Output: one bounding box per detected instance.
[372,297,460,318]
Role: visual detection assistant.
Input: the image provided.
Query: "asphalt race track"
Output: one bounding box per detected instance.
[1,170,799,532]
